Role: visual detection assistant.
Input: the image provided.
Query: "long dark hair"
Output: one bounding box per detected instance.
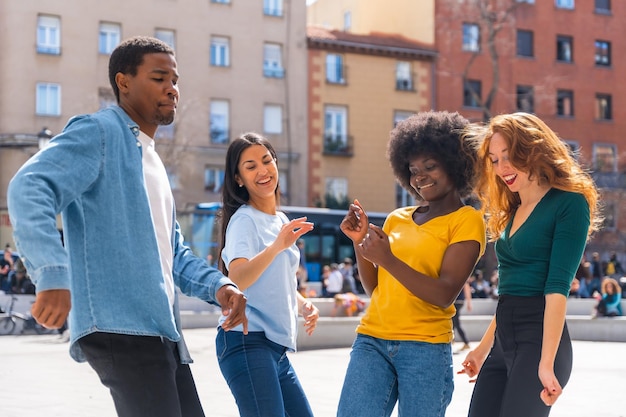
[218,132,280,274]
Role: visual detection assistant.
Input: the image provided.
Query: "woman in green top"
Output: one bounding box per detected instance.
[460,113,601,417]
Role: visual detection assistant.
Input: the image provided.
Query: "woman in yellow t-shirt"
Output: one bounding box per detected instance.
[337,111,486,417]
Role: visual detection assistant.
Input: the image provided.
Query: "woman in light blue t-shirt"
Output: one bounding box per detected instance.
[216,132,319,417]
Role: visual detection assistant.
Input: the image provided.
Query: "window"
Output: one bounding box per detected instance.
[595,0,611,12]
[564,140,580,159]
[210,36,230,67]
[99,22,120,54]
[595,94,612,120]
[325,177,348,206]
[264,0,283,16]
[263,43,284,78]
[204,166,225,192]
[555,0,574,9]
[155,29,175,49]
[516,85,534,113]
[264,104,283,134]
[517,30,534,57]
[326,54,345,84]
[593,143,617,172]
[36,83,61,116]
[155,124,174,140]
[278,171,288,197]
[595,40,611,66]
[210,100,229,144]
[212,0,230,3]
[463,80,482,108]
[98,87,115,110]
[344,11,352,31]
[324,105,348,153]
[37,15,61,55]
[556,90,574,117]
[394,111,414,127]
[517,0,535,3]
[396,62,413,91]
[556,35,573,62]
[396,184,415,208]
[462,23,480,52]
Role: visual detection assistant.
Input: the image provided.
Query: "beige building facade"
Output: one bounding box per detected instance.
[307,27,436,213]
[0,0,308,246]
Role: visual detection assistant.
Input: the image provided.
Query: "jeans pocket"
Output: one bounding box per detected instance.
[215,328,228,360]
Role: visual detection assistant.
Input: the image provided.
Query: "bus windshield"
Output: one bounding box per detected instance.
[178,203,387,285]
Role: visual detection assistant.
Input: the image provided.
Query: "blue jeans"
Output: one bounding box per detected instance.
[337,334,453,417]
[216,328,314,417]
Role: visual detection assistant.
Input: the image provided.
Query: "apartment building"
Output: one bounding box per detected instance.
[308,0,626,254]
[307,26,437,213]
[0,0,308,246]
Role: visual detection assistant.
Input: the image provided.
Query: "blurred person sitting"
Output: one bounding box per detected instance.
[593,277,622,318]
[331,292,366,317]
[471,269,491,298]
[1,243,15,292]
[9,258,35,295]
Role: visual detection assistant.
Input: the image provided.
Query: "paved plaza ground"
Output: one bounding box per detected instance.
[0,328,623,417]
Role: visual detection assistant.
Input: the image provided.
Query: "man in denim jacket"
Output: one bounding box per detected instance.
[7,36,248,417]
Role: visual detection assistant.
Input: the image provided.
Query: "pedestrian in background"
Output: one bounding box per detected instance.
[217,132,319,417]
[460,112,601,417]
[8,36,247,417]
[337,111,486,417]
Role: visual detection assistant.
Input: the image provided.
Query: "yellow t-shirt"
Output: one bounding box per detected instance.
[357,205,486,343]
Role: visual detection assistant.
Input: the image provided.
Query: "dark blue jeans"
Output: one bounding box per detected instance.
[216,328,314,417]
[78,332,205,417]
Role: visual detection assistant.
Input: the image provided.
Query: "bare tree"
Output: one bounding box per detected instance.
[438,0,522,120]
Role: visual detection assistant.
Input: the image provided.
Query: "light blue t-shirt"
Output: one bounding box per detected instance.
[220,205,300,351]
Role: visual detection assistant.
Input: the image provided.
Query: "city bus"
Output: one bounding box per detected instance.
[178,202,387,288]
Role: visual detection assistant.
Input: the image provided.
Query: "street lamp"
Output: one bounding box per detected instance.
[37,127,53,149]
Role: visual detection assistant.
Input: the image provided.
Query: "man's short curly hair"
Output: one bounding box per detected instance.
[387,111,476,201]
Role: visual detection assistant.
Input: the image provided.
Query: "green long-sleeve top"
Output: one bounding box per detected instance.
[496,188,590,297]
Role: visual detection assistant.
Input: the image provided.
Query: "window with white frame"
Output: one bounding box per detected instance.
[555,0,574,9]
[155,29,175,49]
[279,171,288,197]
[462,23,480,52]
[324,105,348,151]
[344,11,352,31]
[204,166,225,192]
[36,83,61,116]
[394,110,414,127]
[99,22,120,54]
[326,54,345,84]
[210,36,230,67]
[325,177,348,205]
[264,0,283,16]
[396,62,413,91]
[593,143,617,173]
[37,15,61,54]
[264,104,283,134]
[210,100,229,144]
[263,43,284,78]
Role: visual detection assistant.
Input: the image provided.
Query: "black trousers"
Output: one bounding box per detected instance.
[453,301,470,345]
[468,296,573,417]
[78,332,205,417]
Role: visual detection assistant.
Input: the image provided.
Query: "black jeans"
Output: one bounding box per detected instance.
[468,296,573,417]
[78,332,205,417]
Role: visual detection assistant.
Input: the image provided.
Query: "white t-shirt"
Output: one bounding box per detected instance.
[138,131,175,307]
[220,205,300,351]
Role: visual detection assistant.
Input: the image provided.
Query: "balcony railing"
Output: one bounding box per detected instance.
[263,66,285,78]
[591,172,626,189]
[323,134,353,156]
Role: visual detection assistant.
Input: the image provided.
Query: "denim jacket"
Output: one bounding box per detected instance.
[8,106,233,363]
